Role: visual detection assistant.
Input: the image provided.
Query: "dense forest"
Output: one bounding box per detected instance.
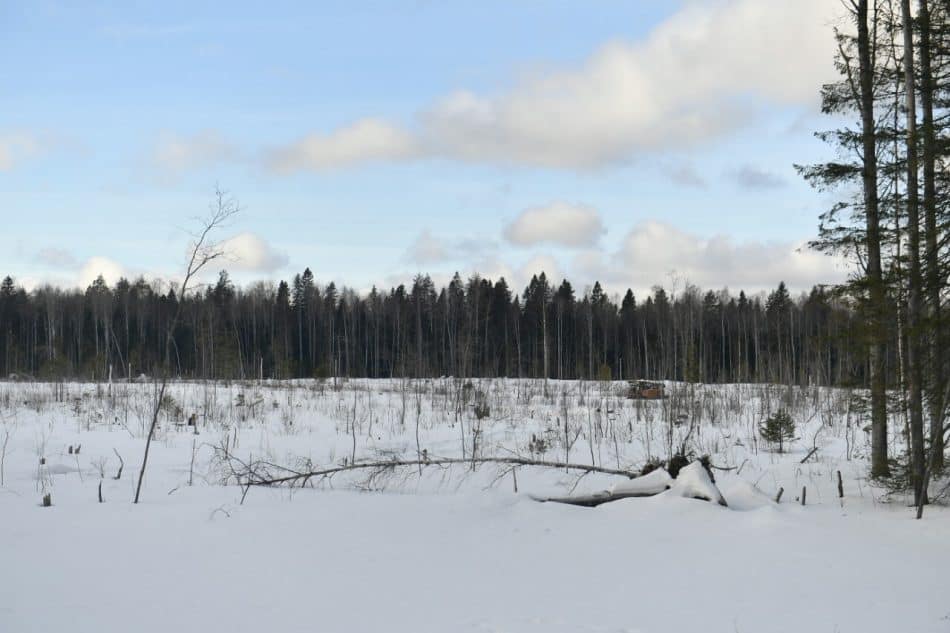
[0,271,871,386]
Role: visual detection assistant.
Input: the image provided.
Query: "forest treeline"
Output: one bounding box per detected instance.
[3,0,950,507]
[0,271,871,386]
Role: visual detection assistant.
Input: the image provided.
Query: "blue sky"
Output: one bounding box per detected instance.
[1,0,849,297]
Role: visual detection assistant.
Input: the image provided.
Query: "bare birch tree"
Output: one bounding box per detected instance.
[133,187,239,504]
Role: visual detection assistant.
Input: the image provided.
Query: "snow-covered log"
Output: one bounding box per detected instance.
[609,467,674,495]
[662,461,728,507]
[536,460,728,508]
[533,468,673,507]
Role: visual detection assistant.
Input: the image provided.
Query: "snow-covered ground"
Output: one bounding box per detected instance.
[0,379,946,632]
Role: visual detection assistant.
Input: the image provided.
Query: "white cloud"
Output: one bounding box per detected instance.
[665,162,707,188]
[20,234,288,291]
[504,202,604,247]
[219,232,289,273]
[78,256,128,288]
[423,0,840,167]
[267,118,417,172]
[151,130,236,174]
[392,216,846,298]
[611,220,847,294]
[405,230,449,265]
[269,0,842,170]
[34,247,78,268]
[517,254,562,288]
[463,253,563,292]
[16,251,138,291]
[566,223,851,297]
[0,132,45,171]
[380,249,564,298]
[730,165,787,190]
[17,276,71,293]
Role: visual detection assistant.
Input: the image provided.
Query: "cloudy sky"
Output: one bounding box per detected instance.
[1,0,851,297]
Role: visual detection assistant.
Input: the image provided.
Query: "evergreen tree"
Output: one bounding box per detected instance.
[760,410,796,454]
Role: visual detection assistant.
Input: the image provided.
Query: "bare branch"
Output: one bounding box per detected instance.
[219,450,639,490]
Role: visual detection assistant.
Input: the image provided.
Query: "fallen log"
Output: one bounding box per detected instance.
[535,461,729,508]
[221,448,729,509]
[533,468,674,507]
[532,489,662,507]
[665,461,728,507]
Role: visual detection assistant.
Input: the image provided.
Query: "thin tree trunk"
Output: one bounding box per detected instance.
[918,0,945,471]
[858,0,889,477]
[902,0,926,504]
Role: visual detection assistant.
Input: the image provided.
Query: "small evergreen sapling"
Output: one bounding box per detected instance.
[760,410,795,453]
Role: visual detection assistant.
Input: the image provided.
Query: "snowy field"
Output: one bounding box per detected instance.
[0,378,947,633]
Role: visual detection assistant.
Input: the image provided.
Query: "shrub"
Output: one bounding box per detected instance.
[473,402,490,420]
[760,410,795,453]
[160,393,183,420]
[527,433,549,455]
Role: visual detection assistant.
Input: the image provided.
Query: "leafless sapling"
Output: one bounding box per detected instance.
[134,187,238,504]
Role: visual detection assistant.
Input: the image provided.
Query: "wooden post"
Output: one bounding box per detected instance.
[837,470,844,498]
[189,438,196,486]
[801,486,806,506]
